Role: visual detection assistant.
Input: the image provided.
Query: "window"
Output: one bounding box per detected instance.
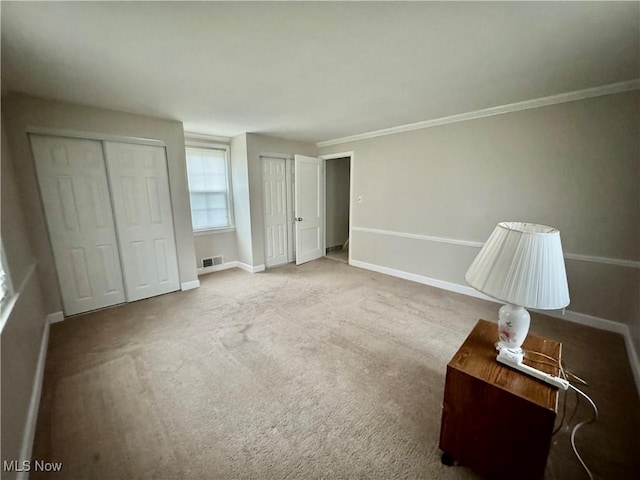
[185,146,233,232]
[0,241,12,331]
[0,241,12,304]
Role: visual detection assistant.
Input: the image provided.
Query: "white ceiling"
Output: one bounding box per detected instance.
[2,2,638,144]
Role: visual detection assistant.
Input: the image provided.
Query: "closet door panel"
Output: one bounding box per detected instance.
[30,135,126,315]
[104,142,180,301]
[262,156,289,268]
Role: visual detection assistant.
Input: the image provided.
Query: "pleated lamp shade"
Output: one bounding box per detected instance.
[465,222,570,309]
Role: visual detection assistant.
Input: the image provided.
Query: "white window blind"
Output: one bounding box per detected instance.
[185,147,232,231]
[0,241,10,303]
[0,265,6,302]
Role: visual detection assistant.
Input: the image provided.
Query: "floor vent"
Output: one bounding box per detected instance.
[202,255,223,268]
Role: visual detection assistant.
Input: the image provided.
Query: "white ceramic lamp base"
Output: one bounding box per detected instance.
[495,304,530,354]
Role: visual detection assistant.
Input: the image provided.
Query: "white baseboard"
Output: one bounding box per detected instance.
[198,261,265,275]
[197,261,239,276]
[17,317,51,480]
[46,311,64,324]
[350,259,640,397]
[539,308,628,335]
[237,262,266,273]
[181,280,200,291]
[350,259,494,302]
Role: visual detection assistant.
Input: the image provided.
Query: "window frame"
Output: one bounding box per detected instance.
[0,240,12,303]
[0,240,16,332]
[185,142,235,234]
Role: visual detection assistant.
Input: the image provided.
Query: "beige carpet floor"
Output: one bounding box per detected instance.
[326,249,349,264]
[32,258,639,479]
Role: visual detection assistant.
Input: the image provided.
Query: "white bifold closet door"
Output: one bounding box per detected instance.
[103,141,180,302]
[31,135,126,315]
[262,156,290,268]
[31,135,181,316]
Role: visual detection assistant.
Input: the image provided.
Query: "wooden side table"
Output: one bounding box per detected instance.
[439,319,561,480]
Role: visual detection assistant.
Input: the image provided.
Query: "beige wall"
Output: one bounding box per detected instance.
[319,91,640,339]
[2,94,198,313]
[193,232,238,268]
[245,133,317,267]
[325,157,350,248]
[633,307,640,368]
[1,119,48,475]
[1,124,35,286]
[230,134,252,266]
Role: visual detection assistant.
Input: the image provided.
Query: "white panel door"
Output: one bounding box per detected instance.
[104,142,180,301]
[262,156,289,268]
[294,155,324,265]
[31,135,126,315]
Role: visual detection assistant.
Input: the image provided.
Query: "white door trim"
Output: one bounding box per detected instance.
[322,158,326,258]
[286,157,295,263]
[26,126,166,147]
[259,152,293,160]
[319,151,354,265]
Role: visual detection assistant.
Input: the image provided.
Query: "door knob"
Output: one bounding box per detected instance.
[296,217,303,222]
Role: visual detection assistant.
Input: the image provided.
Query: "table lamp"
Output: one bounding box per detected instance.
[465,222,570,355]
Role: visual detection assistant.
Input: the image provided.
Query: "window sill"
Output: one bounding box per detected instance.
[193,226,236,236]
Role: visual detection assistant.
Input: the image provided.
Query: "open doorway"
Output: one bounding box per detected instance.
[262,152,352,269]
[324,156,351,264]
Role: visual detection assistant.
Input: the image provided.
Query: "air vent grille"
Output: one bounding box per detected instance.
[202,255,224,268]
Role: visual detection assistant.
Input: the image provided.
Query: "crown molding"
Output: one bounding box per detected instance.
[317,79,640,148]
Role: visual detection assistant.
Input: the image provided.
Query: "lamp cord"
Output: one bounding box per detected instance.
[524,350,598,479]
[567,383,598,480]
